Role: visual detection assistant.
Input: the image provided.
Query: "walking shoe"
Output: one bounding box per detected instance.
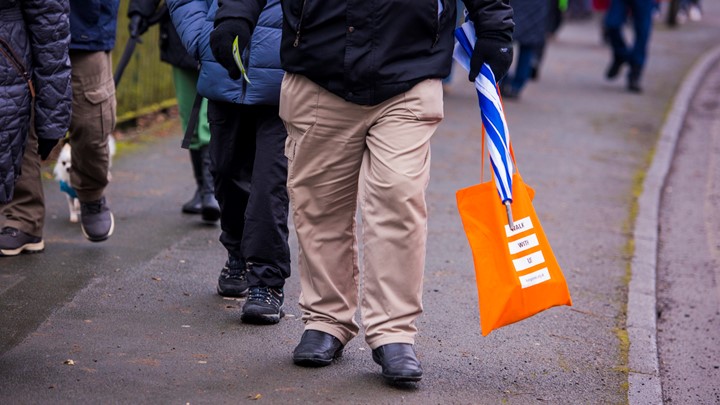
[80,197,114,242]
[240,286,284,325]
[216,254,248,297]
[627,77,642,93]
[627,65,643,93]
[0,227,44,256]
[605,56,625,80]
[293,330,344,367]
[200,193,221,222]
[372,343,423,383]
[181,190,202,214]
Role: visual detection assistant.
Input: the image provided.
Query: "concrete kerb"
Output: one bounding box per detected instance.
[627,45,720,405]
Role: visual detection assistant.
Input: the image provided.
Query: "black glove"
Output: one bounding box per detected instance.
[37,138,59,161]
[128,13,149,38]
[210,18,252,81]
[469,38,513,83]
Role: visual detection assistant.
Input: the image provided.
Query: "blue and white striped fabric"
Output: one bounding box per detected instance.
[453,21,514,206]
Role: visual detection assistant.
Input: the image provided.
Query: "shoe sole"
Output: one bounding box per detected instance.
[0,240,45,256]
[240,308,285,325]
[293,349,342,368]
[216,285,249,298]
[81,213,115,242]
[382,373,423,383]
[293,348,343,367]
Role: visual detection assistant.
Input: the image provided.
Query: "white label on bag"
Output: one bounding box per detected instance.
[512,250,545,272]
[508,233,539,255]
[505,216,533,237]
[519,268,551,289]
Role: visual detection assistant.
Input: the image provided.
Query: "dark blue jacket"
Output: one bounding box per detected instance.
[69,0,120,51]
[167,0,283,105]
[127,0,197,70]
[0,0,72,204]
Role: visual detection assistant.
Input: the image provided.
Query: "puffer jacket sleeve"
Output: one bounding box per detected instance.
[462,0,514,42]
[166,0,210,62]
[21,0,72,141]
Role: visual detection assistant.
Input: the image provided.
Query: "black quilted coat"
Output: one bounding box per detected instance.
[0,0,72,204]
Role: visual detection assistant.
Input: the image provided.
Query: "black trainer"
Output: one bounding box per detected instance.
[605,55,625,80]
[0,227,44,256]
[241,286,284,325]
[80,197,114,242]
[217,254,249,297]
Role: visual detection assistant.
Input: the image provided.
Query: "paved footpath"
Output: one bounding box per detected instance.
[1,6,719,404]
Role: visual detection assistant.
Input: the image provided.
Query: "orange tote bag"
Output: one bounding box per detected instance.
[456,169,572,336]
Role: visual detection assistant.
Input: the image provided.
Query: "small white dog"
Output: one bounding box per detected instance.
[53,135,116,223]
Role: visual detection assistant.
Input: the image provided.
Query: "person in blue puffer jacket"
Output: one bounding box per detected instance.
[0,0,71,255]
[167,0,289,325]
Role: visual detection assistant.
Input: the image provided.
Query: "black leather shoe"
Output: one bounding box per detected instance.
[372,343,423,383]
[293,330,344,367]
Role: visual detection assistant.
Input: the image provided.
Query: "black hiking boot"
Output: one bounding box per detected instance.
[240,286,284,325]
[216,254,248,297]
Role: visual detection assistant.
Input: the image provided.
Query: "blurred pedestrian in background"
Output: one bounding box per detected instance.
[501,0,548,99]
[211,0,513,384]
[442,0,466,93]
[676,0,702,22]
[169,0,290,325]
[603,0,654,93]
[529,0,567,81]
[0,0,72,256]
[126,0,220,223]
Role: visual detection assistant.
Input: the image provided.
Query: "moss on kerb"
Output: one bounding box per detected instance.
[616,138,657,404]
[614,327,630,373]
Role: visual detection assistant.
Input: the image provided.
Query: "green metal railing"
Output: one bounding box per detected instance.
[112,0,177,123]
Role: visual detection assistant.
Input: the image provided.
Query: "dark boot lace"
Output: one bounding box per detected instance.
[81,198,105,215]
[1,227,19,236]
[247,287,283,308]
[220,255,247,281]
[220,265,247,281]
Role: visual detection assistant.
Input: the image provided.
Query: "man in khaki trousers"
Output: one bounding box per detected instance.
[211,0,515,384]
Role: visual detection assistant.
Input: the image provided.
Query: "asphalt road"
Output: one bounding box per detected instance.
[656,54,720,405]
[1,7,719,404]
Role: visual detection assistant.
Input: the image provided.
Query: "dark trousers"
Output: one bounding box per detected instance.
[507,43,540,93]
[604,0,654,72]
[207,101,290,289]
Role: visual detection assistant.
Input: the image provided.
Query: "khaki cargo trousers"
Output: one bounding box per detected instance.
[279,73,443,349]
